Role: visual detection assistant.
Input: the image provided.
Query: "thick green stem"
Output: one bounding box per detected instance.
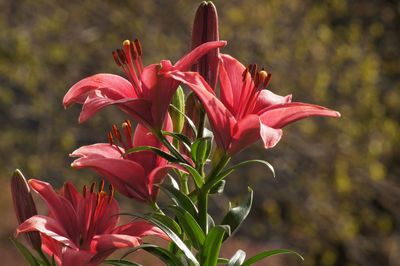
[198,190,208,233]
[178,173,189,195]
[197,107,206,138]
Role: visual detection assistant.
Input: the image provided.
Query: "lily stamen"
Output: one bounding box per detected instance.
[112,40,145,96]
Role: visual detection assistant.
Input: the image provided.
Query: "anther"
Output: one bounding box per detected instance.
[82,185,87,198]
[112,125,122,142]
[130,42,138,59]
[112,51,121,67]
[123,40,131,47]
[108,132,114,145]
[242,67,249,82]
[108,184,114,203]
[134,39,142,56]
[117,49,127,64]
[99,180,104,193]
[90,182,96,194]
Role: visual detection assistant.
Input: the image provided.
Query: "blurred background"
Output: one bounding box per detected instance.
[1,0,399,265]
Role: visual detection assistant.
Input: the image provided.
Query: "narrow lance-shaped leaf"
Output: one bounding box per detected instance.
[123,146,179,163]
[200,226,226,266]
[241,249,304,266]
[157,184,198,217]
[167,205,205,251]
[120,213,199,266]
[227,249,246,266]
[221,187,253,241]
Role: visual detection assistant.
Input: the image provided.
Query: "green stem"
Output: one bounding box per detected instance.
[150,201,165,215]
[37,248,51,266]
[197,106,206,138]
[178,173,189,195]
[198,190,208,233]
[205,154,231,183]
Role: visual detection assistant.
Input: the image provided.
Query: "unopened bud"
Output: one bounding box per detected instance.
[169,86,185,134]
[11,170,41,250]
[191,1,220,90]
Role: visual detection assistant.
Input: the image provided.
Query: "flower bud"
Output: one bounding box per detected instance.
[170,86,185,134]
[11,170,41,250]
[191,1,220,91]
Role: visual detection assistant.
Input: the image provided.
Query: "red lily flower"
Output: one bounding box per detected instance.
[161,54,340,155]
[63,40,226,130]
[70,119,178,203]
[15,179,168,266]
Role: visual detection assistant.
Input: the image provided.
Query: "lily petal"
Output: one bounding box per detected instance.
[174,41,227,71]
[15,215,78,250]
[253,90,292,114]
[63,74,135,107]
[71,157,148,201]
[112,220,169,241]
[29,180,79,243]
[260,102,341,129]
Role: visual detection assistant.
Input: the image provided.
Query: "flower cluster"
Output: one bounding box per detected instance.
[12,2,339,265]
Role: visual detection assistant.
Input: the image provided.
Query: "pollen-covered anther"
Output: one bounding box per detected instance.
[112,125,123,143]
[122,120,132,137]
[108,132,114,145]
[130,42,138,59]
[123,40,131,47]
[99,180,104,193]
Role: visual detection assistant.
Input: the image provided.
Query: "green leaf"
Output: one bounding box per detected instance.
[167,206,205,251]
[209,180,225,194]
[158,184,198,217]
[120,213,199,266]
[207,160,274,191]
[221,187,253,241]
[151,213,182,235]
[10,237,42,266]
[241,249,304,266]
[169,103,198,138]
[162,131,192,151]
[179,163,204,188]
[123,146,179,163]
[227,249,246,266]
[217,258,229,264]
[104,259,141,266]
[207,214,215,229]
[200,226,226,266]
[191,137,212,165]
[122,244,185,266]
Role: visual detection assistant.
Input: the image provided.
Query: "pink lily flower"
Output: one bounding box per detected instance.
[15,179,168,266]
[70,119,177,203]
[63,39,226,130]
[161,54,340,155]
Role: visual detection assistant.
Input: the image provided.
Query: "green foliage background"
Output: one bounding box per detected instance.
[1,0,399,265]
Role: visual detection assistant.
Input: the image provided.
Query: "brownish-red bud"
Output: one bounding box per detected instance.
[11,170,41,250]
[191,1,220,90]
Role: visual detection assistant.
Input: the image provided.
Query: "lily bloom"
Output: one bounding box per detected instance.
[15,179,168,266]
[161,54,340,155]
[70,119,177,203]
[63,39,226,131]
